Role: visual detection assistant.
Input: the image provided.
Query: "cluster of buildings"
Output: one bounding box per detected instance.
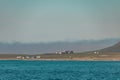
[16,50,74,59]
[16,55,41,59]
[56,50,74,54]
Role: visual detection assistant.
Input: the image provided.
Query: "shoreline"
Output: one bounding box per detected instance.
[0,58,120,61]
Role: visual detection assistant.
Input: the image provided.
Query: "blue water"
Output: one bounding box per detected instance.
[0,60,120,80]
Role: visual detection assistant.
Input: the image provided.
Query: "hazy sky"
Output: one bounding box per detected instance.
[0,0,120,43]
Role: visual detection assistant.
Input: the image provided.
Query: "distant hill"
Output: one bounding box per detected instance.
[99,41,120,52]
[0,39,119,54]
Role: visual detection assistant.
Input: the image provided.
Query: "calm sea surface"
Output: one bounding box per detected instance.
[0,60,120,80]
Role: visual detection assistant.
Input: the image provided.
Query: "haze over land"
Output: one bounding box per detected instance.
[0,0,120,55]
[0,39,119,54]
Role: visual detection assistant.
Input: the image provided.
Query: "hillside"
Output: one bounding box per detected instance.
[99,41,120,52]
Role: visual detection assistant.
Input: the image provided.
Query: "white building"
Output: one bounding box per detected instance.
[36,56,41,59]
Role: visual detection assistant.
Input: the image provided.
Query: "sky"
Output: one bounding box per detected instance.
[0,0,120,43]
